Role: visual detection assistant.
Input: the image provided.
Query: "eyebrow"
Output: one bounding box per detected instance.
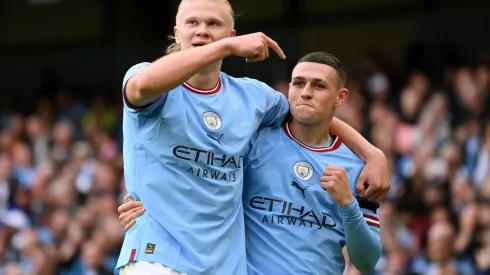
[292,76,327,84]
[185,16,225,24]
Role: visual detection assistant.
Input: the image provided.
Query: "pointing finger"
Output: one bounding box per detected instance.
[263,36,286,59]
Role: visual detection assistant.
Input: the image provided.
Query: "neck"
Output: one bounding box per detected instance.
[186,61,222,89]
[289,120,331,146]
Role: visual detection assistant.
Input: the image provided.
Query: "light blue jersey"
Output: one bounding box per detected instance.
[243,123,382,275]
[116,63,289,275]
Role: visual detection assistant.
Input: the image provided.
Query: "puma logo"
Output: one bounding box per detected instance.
[207,133,224,145]
[291,181,309,198]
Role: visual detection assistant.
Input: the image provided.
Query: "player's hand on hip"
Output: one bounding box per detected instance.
[118,195,146,231]
[320,165,354,207]
[225,32,286,62]
[356,149,390,203]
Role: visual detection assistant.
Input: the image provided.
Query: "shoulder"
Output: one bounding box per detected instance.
[128,62,152,70]
[245,126,283,168]
[330,142,365,174]
[249,127,282,154]
[123,62,152,84]
[329,142,367,193]
[254,126,281,142]
[336,143,365,164]
[125,62,152,76]
[221,73,277,94]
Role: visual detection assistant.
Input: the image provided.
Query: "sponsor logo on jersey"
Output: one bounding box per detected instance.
[173,146,242,182]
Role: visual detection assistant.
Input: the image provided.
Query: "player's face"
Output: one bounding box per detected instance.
[174,0,236,51]
[288,62,348,125]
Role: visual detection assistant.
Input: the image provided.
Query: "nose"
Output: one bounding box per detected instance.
[300,84,313,99]
[195,23,210,38]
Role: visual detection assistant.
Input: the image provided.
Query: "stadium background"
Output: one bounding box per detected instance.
[0,0,489,274]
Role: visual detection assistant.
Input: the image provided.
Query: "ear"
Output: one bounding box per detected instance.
[174,26,181,44]
[287,83,292,103]
[230,29,236,37]
[335,88,349,107]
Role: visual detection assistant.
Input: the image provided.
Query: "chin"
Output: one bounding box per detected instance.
[292,110,315,123]
[294,116,317,125]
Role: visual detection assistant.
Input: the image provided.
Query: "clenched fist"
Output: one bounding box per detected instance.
[320,165,355,207]
[356,149,390,202]
[223,32,286,62]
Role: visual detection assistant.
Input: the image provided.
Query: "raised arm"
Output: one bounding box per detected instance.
[125,40,233,107]
[329,117,390,202]
[126,33,286,107]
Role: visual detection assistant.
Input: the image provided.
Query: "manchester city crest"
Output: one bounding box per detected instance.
[293,161,314,181]
[202,111,222,130]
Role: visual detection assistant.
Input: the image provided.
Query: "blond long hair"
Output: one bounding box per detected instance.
[166,0,235,55]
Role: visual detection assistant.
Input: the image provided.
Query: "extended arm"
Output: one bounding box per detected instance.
[125,40,233,107]
[126,32,286,107]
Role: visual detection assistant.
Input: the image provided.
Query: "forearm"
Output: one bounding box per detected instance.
[128,39,232,104]
[330,117,379,162]
[340,199,382,273]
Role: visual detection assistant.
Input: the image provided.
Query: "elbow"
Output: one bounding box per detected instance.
[128,75,157,103]
[133,75,151,98]
[125,87,145,106]
[134,73,171,99]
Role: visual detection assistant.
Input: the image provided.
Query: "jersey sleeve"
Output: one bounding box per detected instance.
[122,62,168,114]
[337,163,382,273]
[253,82,289,129]
[243,127,277,170]
[357,197,380,228]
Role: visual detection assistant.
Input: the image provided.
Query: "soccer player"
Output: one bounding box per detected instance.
[117,0,388,274]
[120,52,382,274]
[243,52,381,274]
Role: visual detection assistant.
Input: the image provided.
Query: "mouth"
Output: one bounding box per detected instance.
[191,43,207,47]
[297,103,313,108]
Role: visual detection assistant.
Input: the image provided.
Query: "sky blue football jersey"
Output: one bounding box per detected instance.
[116,62,289,275]
[243,123,381,275]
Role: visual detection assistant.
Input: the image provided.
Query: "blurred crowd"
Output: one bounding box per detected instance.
[332,48,490,275]
[0,44,490,275]
[0,93,124,275]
